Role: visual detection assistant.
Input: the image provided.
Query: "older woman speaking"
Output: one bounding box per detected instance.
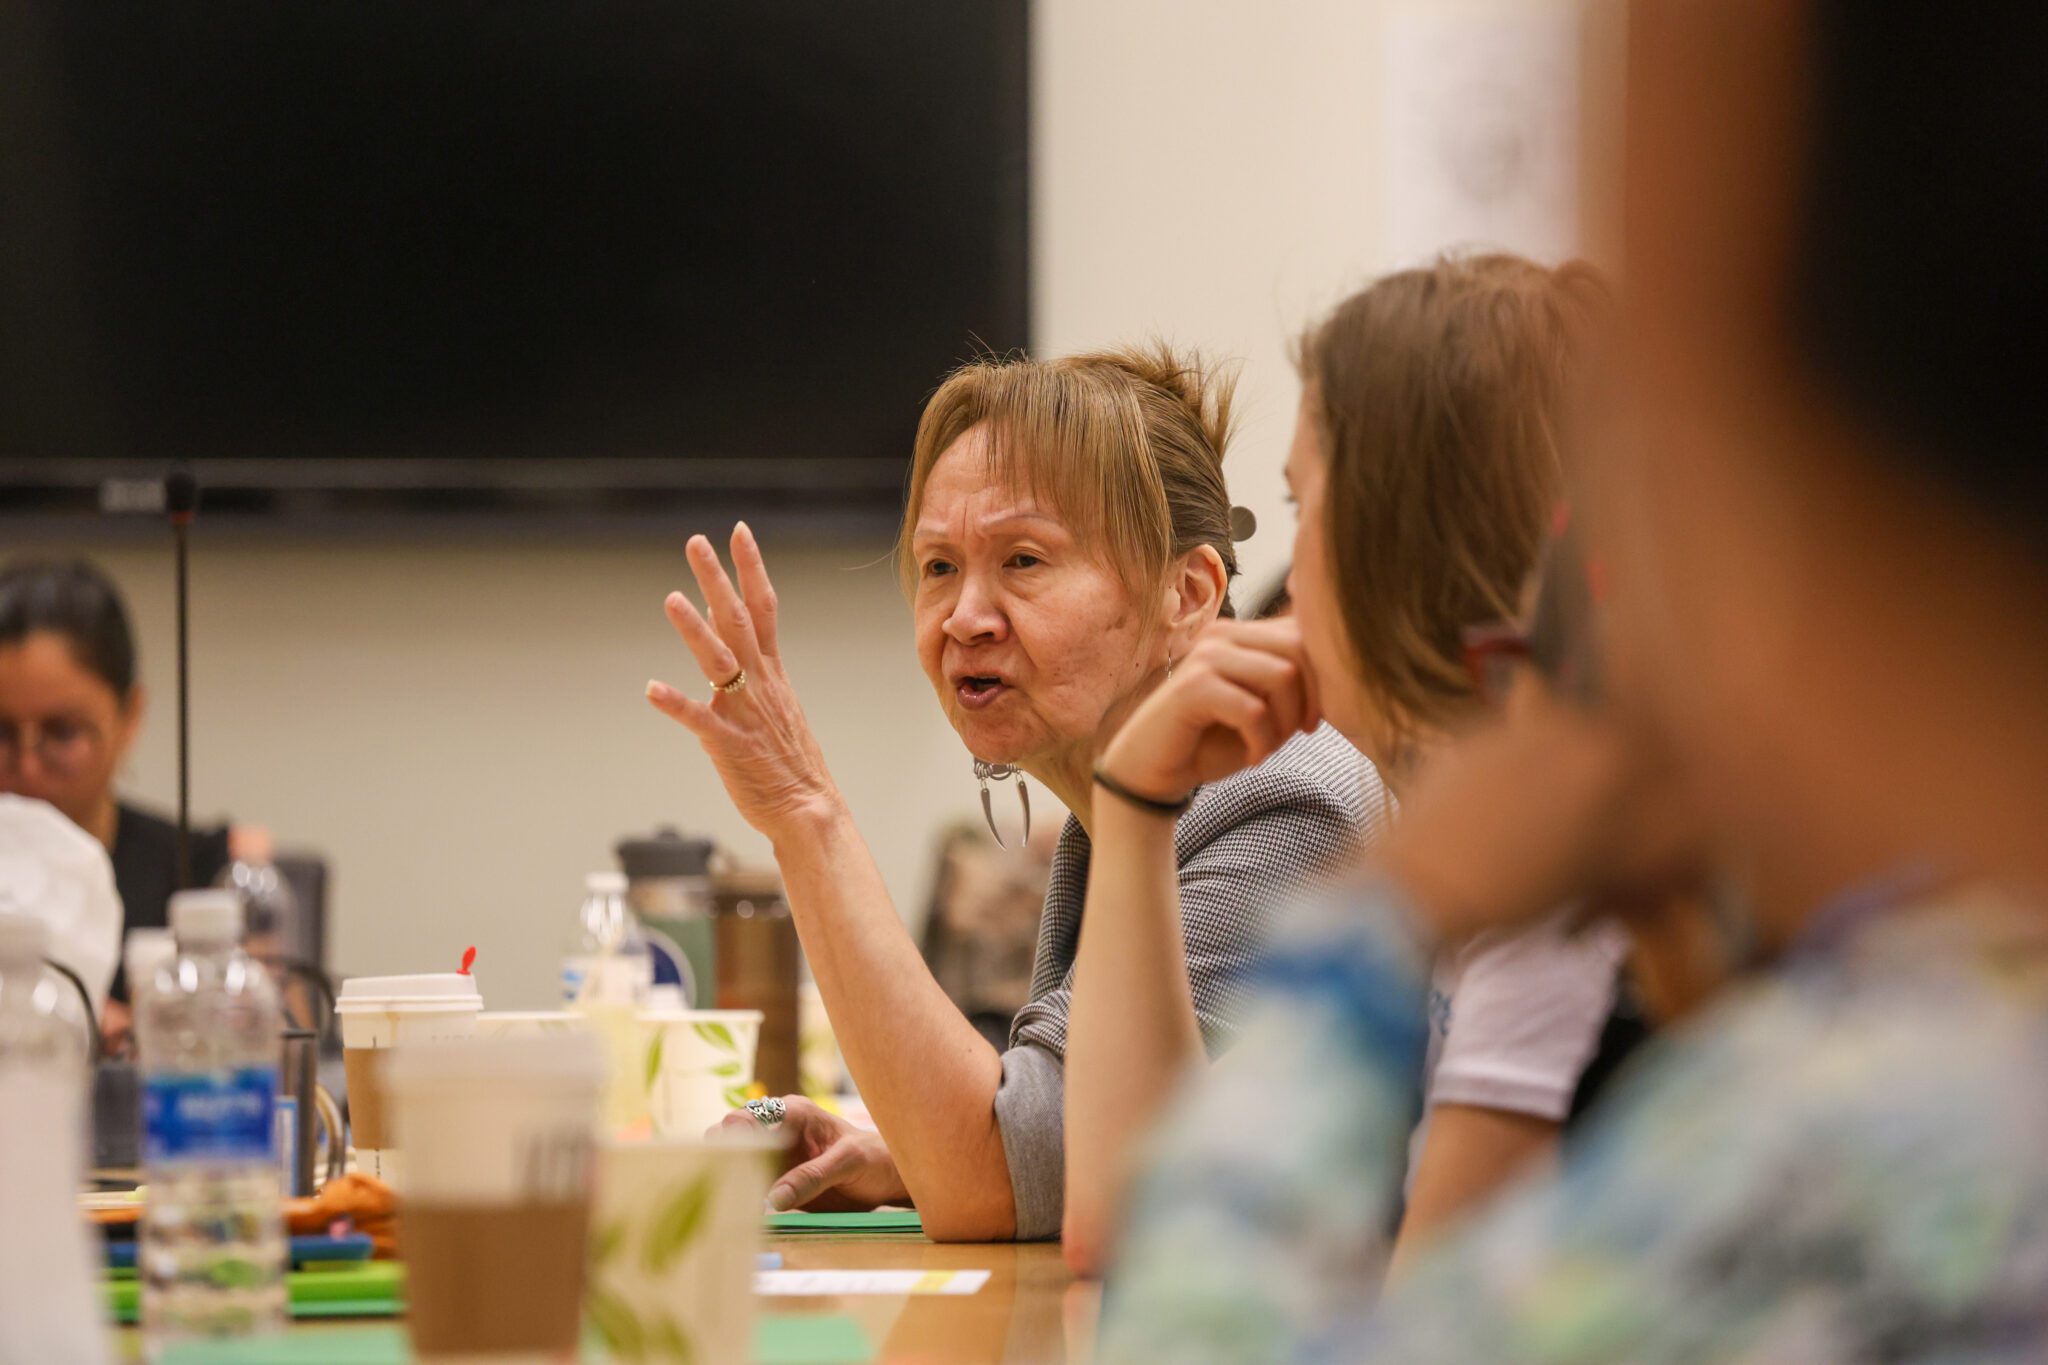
[648,345,1375,1242]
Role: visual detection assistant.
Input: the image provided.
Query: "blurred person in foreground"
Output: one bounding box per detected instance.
[649,345,1376,1241]
[1101,1,2048,1359]
[1063,256,1637,1278]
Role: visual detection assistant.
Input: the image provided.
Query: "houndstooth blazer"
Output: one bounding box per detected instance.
[993,723,1385,1239]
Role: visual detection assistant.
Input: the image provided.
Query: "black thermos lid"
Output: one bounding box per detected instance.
[615,826,716,879]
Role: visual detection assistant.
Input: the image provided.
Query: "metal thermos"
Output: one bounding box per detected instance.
[712,865,802,1098]
[615,828,718,1007]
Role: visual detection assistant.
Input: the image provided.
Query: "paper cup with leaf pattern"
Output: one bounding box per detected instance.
[637,1009,762,1137]
[586,1132,781,1364]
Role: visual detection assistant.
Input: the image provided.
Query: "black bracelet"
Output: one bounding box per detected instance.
[1091,767,1195,817]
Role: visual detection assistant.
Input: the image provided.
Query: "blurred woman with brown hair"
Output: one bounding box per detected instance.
[1062,254,1626,1275]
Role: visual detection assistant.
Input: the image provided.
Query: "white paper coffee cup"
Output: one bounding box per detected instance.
[467,1008,760,1140]
[383,1032,605,1205]
[336,973,482,1186]
[385,1034,606,1365]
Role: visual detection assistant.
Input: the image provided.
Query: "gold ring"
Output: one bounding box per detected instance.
[713,668,748,695]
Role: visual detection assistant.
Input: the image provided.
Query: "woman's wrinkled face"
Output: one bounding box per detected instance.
[0,631,138,834]
[1284,395,1377,750]
[912,426,1162,773]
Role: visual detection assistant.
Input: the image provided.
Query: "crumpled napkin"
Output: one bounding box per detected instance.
[0,793,120,1014]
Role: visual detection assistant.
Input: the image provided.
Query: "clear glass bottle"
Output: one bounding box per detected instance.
[0,911,110,1364]
[137,890,287,1353]
[561,871,653,1007]
[214,828,300,965]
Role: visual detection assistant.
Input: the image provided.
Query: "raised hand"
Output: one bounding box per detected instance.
[1097,618,1323,805]
[646,523,842,841]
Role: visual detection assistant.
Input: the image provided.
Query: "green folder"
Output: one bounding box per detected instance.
[151,1315,876,1363]
[107,1261,406,1325]
[757,1314,877,1363]
[160,1329,412,1365]
[764,1210,924,1234]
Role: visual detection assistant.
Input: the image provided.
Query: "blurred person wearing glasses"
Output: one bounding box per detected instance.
[0,560,231,1044]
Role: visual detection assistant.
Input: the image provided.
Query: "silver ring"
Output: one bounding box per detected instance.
[744,1096,785,1128]
[714,668,749,696]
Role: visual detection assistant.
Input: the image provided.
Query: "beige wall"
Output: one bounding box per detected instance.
[1036,0,1581,586]
[11,0,1573,1006]
[32,534,977,1006]
[1033,0,1392,597]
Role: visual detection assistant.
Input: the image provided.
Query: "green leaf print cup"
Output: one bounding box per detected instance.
[638,1010,763,1138]
[587,1133,782,1364]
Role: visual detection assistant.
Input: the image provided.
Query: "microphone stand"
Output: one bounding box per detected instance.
[165,468,198,891]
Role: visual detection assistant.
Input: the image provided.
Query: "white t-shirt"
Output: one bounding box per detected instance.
[1408,913,1628,1178]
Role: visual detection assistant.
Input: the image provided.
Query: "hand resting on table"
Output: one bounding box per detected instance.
[714,1096,910,1214]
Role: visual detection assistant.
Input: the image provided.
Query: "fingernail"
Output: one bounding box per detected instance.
[766,1185,796,1212]
[646,679,674,702]
[737,520,754,542]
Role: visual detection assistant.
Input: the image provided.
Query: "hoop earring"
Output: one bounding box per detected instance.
[973,760,1030,848]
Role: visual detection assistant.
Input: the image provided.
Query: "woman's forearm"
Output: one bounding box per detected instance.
[1061,795,1207,1272]
[1387,1104,1558,1280]
[768,801,1017,1240]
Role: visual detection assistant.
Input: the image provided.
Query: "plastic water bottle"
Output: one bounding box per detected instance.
[137,890,287,1352]
[561,871,653,1007]
[0,911,111,1365]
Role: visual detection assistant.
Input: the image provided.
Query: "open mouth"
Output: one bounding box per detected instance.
[954,675,1011,709]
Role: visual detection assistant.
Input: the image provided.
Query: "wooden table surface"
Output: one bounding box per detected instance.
[765,1232,1100,1364]
[116,1232,1101,1364]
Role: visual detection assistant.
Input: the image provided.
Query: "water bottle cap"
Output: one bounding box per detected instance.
[584,871,628,895]
[0,910,48,962]
[171,888,245,943]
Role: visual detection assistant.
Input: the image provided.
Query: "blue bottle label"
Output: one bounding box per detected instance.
[143,1066,280,1164]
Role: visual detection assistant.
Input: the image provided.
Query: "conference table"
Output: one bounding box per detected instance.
[763,1234,1100,1364]
[115,1232,1102,1364]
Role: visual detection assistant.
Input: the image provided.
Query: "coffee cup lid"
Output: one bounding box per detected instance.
[337,972,481,1010]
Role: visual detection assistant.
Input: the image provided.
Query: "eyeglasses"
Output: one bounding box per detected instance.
[0,718,105,778]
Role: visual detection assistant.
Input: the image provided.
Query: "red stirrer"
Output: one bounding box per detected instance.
[458,945,477,976]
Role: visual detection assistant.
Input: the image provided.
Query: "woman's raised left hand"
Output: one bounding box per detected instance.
[1096,618,1323,807]
[646,524,844,842]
